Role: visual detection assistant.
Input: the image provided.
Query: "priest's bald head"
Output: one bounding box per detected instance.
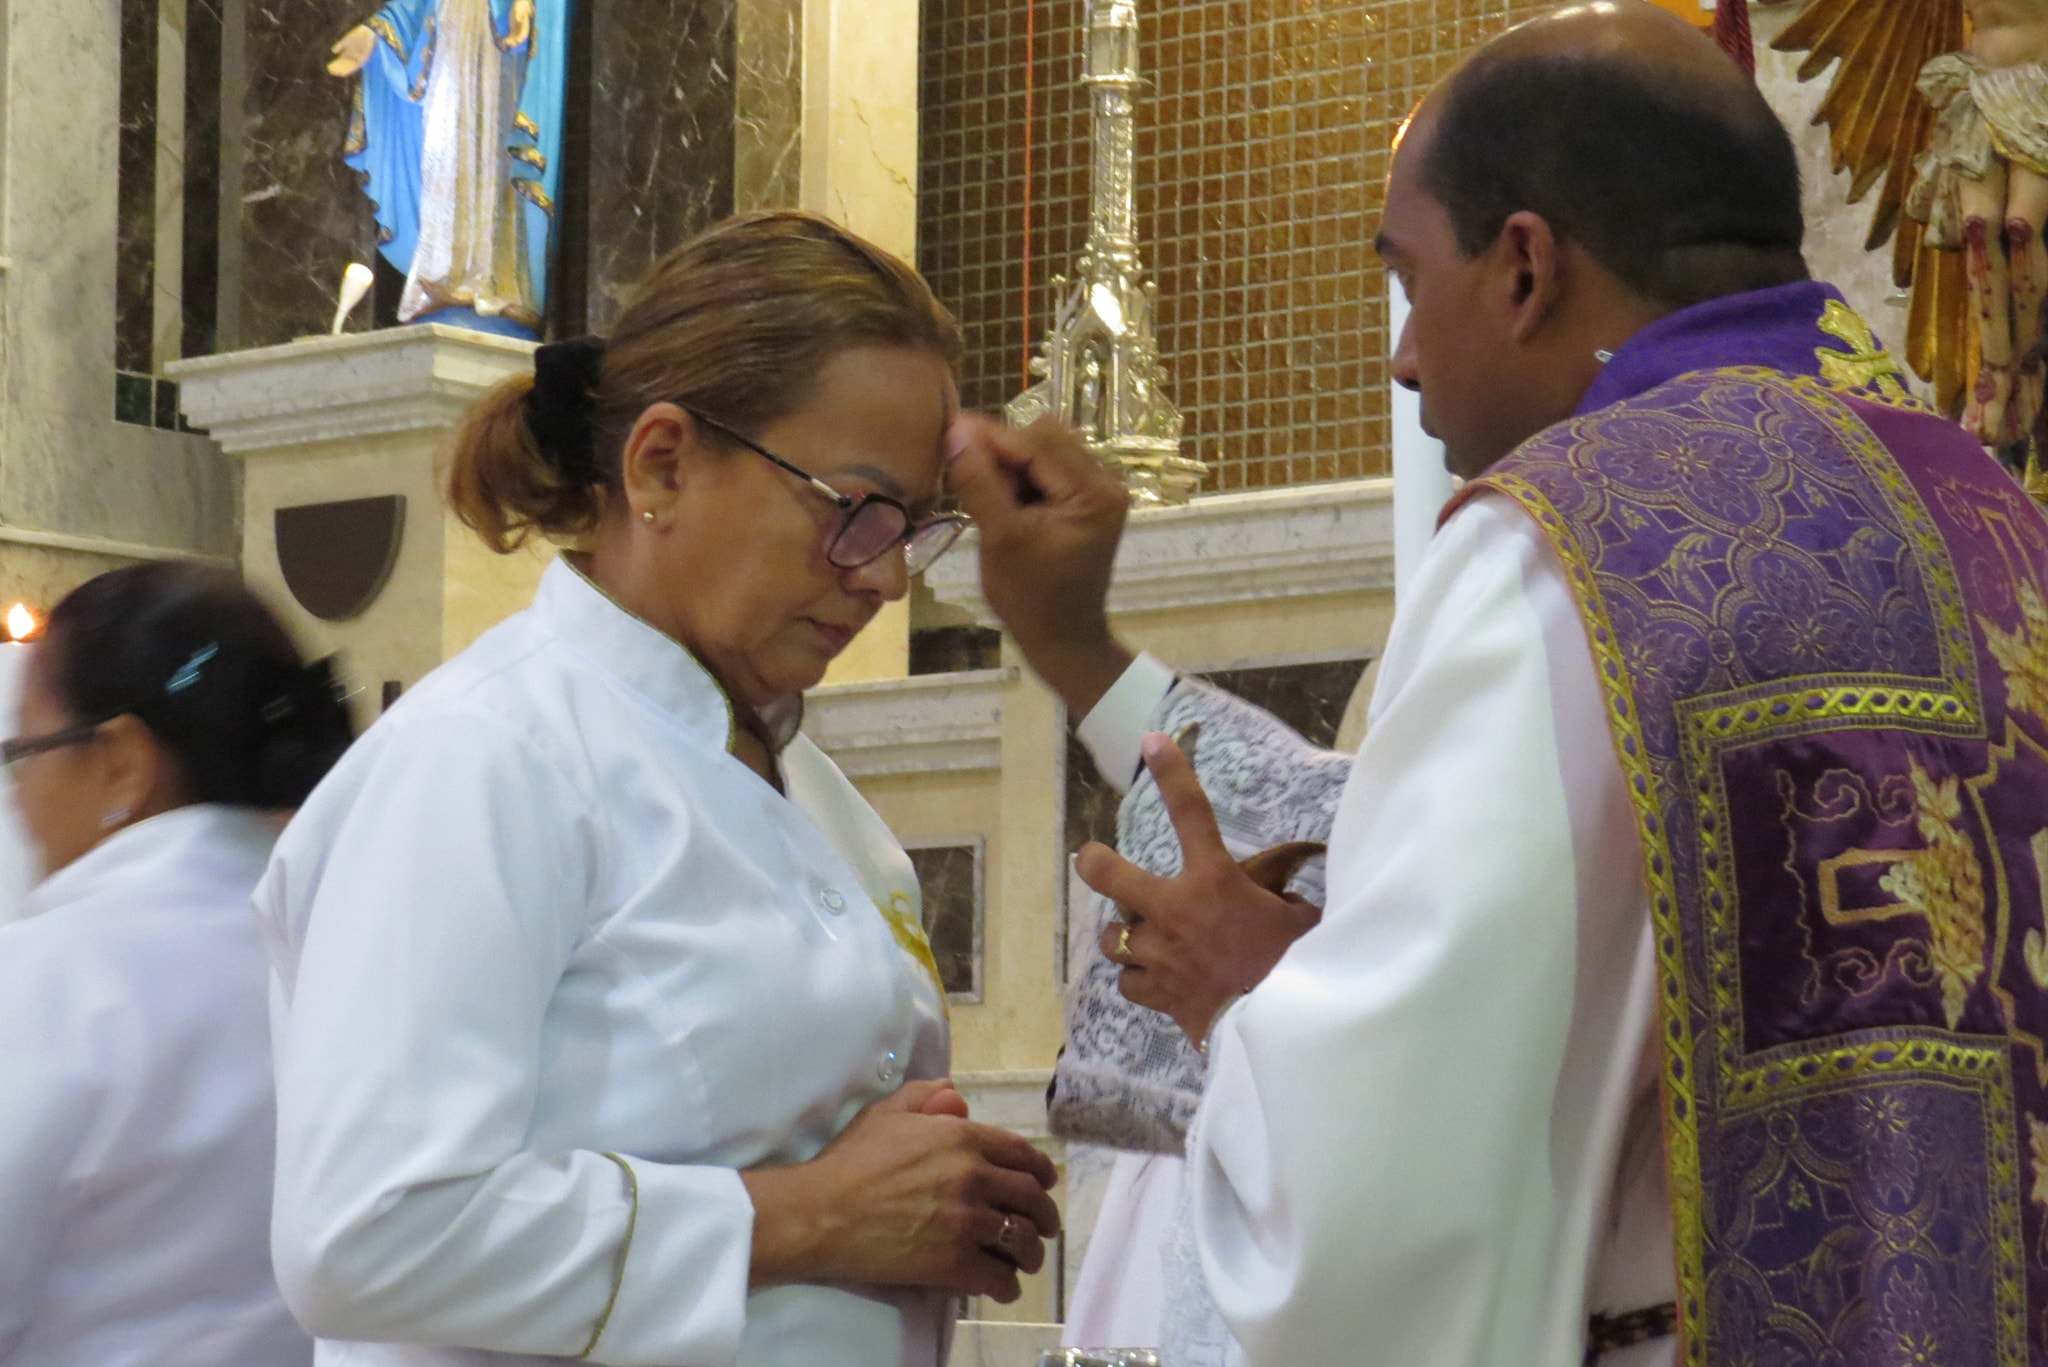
[1378,0,1807,477]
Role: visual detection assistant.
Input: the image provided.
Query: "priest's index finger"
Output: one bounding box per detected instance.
[1140,732,1230,873]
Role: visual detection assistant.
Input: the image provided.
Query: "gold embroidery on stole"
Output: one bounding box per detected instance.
[1816,298,1913,403]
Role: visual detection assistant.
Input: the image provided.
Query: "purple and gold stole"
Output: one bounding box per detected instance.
[1452,283,2048,1364]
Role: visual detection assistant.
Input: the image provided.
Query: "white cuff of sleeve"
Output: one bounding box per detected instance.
[1075,652,1178,795]
[580,1160,752,1366]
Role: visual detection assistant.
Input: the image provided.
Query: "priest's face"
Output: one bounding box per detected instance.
[1378,107,1563,479]
[652,345,957,710]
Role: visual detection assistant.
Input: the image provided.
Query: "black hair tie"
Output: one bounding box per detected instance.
[525,335,608,484]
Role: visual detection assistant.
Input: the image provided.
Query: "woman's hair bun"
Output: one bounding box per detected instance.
[42,563,358,810]
[248,655,356,809]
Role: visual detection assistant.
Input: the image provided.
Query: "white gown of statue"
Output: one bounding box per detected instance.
[403,0,530,324]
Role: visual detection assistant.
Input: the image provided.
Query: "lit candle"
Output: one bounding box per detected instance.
[0,608,35,922]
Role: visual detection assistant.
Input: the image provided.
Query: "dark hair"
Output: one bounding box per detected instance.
[1421,52,1808,309]
[448,210,964,553]
[42,562,356,808]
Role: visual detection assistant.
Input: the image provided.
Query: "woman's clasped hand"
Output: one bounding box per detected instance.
[743,1080,1061,1304]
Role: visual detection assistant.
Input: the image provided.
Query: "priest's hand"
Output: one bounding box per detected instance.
[740,1079,1061,1304]
[1078,731,1323,1045]
[326,25,375,78]
[944,414,1134,717]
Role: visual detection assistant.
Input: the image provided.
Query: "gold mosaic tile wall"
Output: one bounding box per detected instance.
[918,0,1555,492]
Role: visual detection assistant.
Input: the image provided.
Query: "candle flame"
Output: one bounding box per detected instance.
[6,603,36,641]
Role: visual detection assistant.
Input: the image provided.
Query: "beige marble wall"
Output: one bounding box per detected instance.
[821,599,911,684]
[0,0,238,611]
[801,0,921,684]
[799,0,920,260]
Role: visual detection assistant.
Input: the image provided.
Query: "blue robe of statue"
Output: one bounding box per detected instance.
[342,0,570,338]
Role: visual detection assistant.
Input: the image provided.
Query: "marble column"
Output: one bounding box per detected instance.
[580,0,739,330]
[233,0,378,349]
[799,0,919,260]
[0,0,238,610]
[801,0,921,683]
[735,0,803,212]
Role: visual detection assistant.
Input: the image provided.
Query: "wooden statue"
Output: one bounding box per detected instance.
[1772,0,2048,497]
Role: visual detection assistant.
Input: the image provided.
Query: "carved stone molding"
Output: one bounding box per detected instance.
[801,666,1016,777]
[169,325,535,454]
[925,477,1394,624]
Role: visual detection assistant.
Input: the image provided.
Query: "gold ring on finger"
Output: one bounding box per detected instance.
[1116,923,1134,963]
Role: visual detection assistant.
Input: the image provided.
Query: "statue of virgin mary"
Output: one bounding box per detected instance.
[328,0,570,338]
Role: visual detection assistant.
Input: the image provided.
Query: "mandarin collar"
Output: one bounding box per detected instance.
[1575,280,1881,415]
[535,557,802,756]
[25,803,279,917]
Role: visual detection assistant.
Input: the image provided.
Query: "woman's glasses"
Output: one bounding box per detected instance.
[1,722,103,772]
[687,412,970,575]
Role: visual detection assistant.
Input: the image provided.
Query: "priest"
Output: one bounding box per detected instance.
[947,3,2048,1364]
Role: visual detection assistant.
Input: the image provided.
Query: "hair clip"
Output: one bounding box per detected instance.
[166,642,219,693]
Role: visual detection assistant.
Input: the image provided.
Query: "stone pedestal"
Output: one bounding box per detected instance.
[169,326,550,725]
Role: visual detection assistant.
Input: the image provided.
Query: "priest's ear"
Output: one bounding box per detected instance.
[1492,209,1566,344]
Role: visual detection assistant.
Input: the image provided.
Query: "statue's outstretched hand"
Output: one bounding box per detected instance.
[326,25,375,78]
[503,0,535,51]
[1079,732,1323,1045]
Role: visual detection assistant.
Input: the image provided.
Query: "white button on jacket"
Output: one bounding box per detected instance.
[257,559,951,1367]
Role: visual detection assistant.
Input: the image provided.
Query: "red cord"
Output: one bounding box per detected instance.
[1713,0,1755,79]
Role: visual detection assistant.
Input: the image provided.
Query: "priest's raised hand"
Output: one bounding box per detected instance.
[943,413,1135,717]
[1075,730,1323,1046]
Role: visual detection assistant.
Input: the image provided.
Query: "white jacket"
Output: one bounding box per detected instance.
[0,804,311,1366]
[258,558,951,1367]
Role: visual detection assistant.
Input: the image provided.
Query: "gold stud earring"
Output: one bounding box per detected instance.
[641,510,655,524]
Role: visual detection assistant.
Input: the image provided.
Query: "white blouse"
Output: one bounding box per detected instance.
[257,559,951,1367]
[0,805,312,1367]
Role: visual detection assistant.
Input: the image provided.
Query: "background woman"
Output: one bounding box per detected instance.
[0,562,353,1365]
[259,211,1060,1367]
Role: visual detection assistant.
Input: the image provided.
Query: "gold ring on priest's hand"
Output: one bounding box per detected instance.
[998,1213,1017,1247]
[1116,923,1134,964]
